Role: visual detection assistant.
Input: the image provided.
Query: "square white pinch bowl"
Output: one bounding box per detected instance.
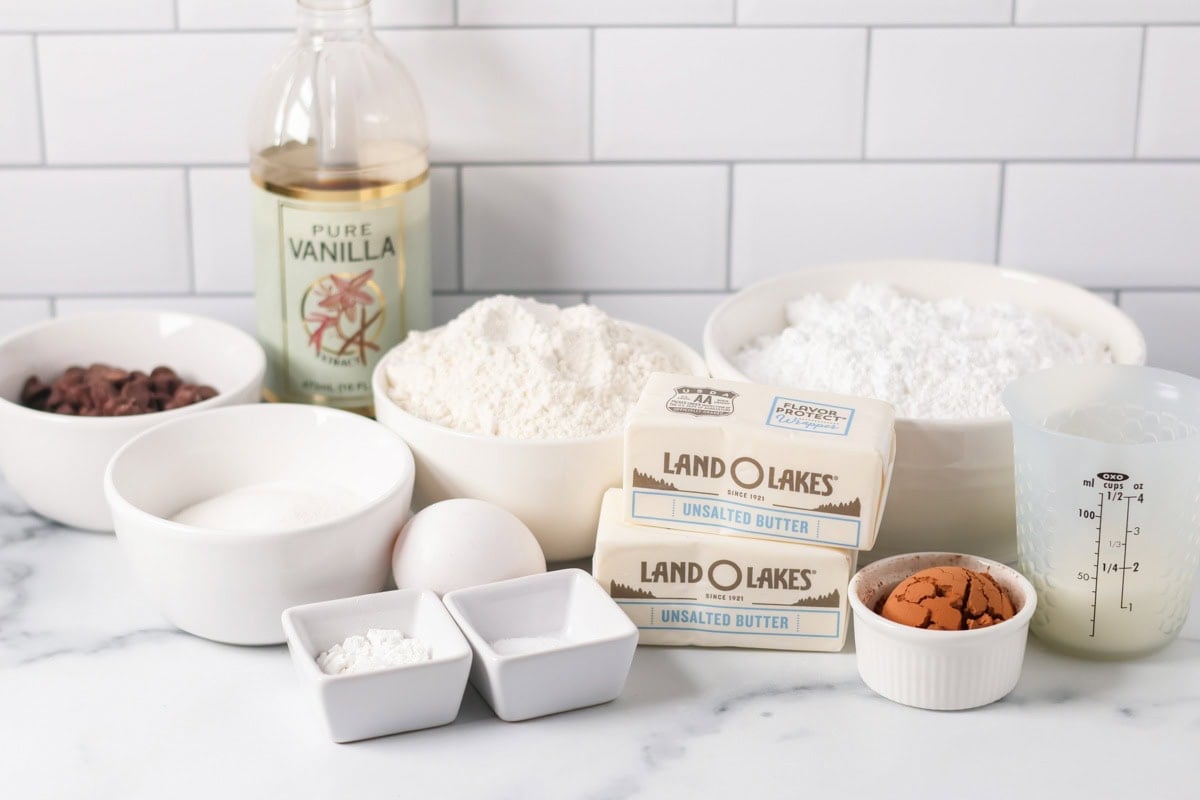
[0,311,264,530]
[282,589,472,743]
[443,569,638,722]
[848,552,1037,711]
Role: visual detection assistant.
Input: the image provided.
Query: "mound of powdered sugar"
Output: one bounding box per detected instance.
[734,283,1113,419]
[384,296,684,438]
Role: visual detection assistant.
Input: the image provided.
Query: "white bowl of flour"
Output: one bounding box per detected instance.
[373,297,708,561]
[703,260,1146,562]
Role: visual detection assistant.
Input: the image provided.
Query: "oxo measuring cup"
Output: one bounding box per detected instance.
[1003,364,1200,659]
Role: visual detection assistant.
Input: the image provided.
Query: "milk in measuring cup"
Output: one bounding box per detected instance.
[1004,366,1200,660]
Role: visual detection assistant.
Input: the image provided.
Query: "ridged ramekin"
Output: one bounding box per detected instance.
[848,552,1037,711]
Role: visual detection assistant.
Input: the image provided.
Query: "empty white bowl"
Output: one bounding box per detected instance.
[848,552,1037,710]
[703,260,1146,562]
[105,403,415,645]
[282,589,473,743]
[0,311,265,530]
[443,569,638,722]
[372,323,707,561]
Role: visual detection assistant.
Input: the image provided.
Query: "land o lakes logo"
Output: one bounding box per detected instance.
[300,268,386,366]
[666,386,737,417]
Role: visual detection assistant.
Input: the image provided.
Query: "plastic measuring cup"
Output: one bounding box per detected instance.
[1003,364,1200,659]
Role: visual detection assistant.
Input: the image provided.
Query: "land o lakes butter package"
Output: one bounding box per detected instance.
[624,373,896,551]
[594,489,852,651]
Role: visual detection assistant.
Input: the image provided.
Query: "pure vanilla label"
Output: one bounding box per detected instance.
[251,174,429,408]
[594,490,852,651]
[624,373,896,550]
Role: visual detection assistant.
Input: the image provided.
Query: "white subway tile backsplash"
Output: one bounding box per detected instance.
[39,33,285,164]
[55,295,256,336]
[459,1,733,26]
[378,29,590,163]
[1116,292,1200,377]
[0,38,41,164]
[595,29,866,159]
[731,164,1000,287]
[177,0,452,29]
[1,2,1198,368]
[1016,1,1200,24]
[1001,164,1200,288]
[588,293,728,352]
[739,1,1012,25]
[190,168,252,293]
[0,299,52,339]
[867,28,1142,158]
[433,293,585,325]
[0,1,173,32]
[1138,28,1200,158]
[0,169,189,294]
[462,165,728,291]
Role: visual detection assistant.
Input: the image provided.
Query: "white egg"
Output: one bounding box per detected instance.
[392,498,546,596]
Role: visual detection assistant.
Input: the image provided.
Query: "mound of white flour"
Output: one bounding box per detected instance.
[384,296,683,438]
[734,283,1112,419]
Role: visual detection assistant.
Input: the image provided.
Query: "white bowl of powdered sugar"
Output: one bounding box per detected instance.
[373,296,708,561]
[703,260,1146,562]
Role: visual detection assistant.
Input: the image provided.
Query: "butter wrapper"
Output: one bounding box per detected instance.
[624,373,896,551]
[594,489,851,651]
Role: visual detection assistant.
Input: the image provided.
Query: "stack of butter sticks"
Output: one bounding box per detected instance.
[593,373,896,652]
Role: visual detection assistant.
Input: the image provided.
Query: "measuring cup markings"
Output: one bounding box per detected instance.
[1077,472,1144,638]
[1004,364,1200,659]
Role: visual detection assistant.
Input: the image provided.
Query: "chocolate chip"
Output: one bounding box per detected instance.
[17,364,217,417]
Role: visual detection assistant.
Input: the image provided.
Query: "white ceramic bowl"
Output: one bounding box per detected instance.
[282,589,473,743]
[848,552,1037,710]
[0,311,265,530]
[372,323,707,562]
[105,404,415,645]
[703,260,1146,562]
[443,569,638,722]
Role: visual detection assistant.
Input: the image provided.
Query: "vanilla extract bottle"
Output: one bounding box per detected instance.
[249,0,430,413]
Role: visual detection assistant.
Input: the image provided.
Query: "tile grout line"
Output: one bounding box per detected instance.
[993,162,1007,263]
[172,0,180,29]
[15,156,1200,171]
[29,35,47,164]
[724,163,734,291]
[13,22,1199,35]
[588,27,596,160]
[182,168,196,293]
[1132,26,1149,158]
[452,0,459,26]
[860,27,872,159]
[1010,0,1017,25]
[5,287,1200,303]
[455,166,465,292]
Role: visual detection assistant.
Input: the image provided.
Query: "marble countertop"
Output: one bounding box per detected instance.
[2,480,1198,800]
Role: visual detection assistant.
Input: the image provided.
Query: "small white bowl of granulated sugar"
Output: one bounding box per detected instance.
[282,589,472,743]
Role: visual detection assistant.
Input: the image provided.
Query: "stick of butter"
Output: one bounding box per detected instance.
[624,373,896,551]
[594,489,852,651]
